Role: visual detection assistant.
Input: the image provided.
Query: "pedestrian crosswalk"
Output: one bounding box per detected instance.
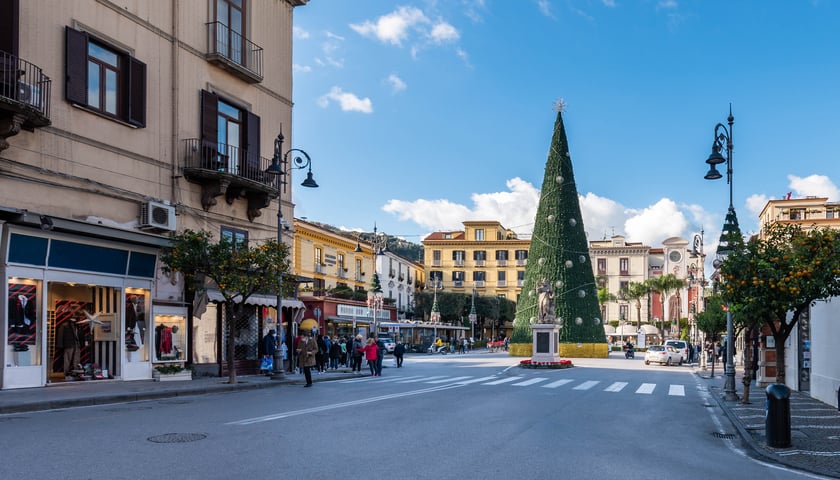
[338,374,692,396]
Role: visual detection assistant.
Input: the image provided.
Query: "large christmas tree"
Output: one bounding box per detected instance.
[509,103,607,358]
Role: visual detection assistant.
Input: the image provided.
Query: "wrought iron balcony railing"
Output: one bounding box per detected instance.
[206,22,263,83]
[0,50,51,125]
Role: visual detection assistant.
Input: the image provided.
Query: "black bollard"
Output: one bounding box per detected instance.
[766,384,791,448]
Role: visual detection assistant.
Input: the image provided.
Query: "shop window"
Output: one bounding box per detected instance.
[7,280,42,366]
[153,312,186,362]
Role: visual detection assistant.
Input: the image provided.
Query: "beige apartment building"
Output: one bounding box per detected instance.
[757,196,840,237]
[1,0,308,389]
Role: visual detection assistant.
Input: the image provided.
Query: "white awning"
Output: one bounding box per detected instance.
[205,289,305,309]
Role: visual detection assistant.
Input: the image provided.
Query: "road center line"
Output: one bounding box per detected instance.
[227,384,463,425]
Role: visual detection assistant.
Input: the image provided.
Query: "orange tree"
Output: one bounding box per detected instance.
[719,223,840,384]
[160,229,290,385]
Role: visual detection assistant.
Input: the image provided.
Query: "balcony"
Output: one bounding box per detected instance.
[182,139,278,220]
[205,22,263,83]
[338,269,347,279]
[453,280,464,288]
[454,259,465,267]
[315,264,325,274]
[432,260,441,267]
[0,51,51,151]
[516,259,527,266]
[474,260,485,267]
[497,280,507,287]
[474,280,485,288]
[517,279,525,287]
[496,260,507,267]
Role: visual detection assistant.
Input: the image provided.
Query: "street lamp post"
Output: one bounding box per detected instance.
[429,277,442,341]
[265,127,318,379]
[468,287,477,340]
[368,224,386,337]
[702,105,740,401]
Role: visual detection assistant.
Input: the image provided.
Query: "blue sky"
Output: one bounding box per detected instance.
[289,1,839,262]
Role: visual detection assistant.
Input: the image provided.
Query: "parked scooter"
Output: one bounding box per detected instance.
[427,344,448,355]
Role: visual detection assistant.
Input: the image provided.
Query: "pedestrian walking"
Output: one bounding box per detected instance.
[316,334,328,373]
[375,337,385,376]
[352,335,364,373]
[296,331,318,387]
[329,337,341,370]
[459,337,466,354]
[260,329,277,373]
[393,341,405,368]
[361,338,378,376]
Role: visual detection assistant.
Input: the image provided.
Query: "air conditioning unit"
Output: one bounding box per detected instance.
[17,81,42,109]
[139,201,176,231]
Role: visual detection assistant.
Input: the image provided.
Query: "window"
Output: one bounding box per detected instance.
[619,304,629,321]
[597,258,607,275]
[790,208,804,220]
[452,271,465,281]
[65,26,146,127]
[517,271,525,281]
[432,250,441,266]
[315,248,322,265]
[473,271,486,281]
[215,0,246,64]
[619,258,629,276]
[355,258,363,276]
[430,271,443,282]
[221,226,247,248]
[200,90,261,180]
[473,250,487,261]
[515,250,528,265]
[337,253,345,270]
[495,250,508,260]
[453,250,465,265]
[497,271,506,281]
[475,229,484,241]
[619,281,629,293]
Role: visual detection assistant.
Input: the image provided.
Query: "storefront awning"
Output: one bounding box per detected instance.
[205,289,305,309]
[326,315,371,325]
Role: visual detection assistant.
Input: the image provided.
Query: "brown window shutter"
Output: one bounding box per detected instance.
[200,90,219,168]
[0,0,20,57]
[65,26,88,105]
[126,56,146,127]
[244,111,261,180]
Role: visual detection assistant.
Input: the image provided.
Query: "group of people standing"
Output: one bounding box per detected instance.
[290,332,400,387]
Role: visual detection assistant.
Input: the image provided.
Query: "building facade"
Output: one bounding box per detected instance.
[1,0,308,388]
[422,221,530,301]
[755,196,840,406]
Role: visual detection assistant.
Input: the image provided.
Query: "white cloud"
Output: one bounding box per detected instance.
[293,26,310,40]
[350,6,428,46]
[317,87,373,113]
[602,0,617,7]
[536,0,553,17]
[657,0,678,8]
[384,178,704,248]
[624,199,689,246]
[386,74,407,93]
[293,64,311,73]
[429,21,460,44]
[787,174,840,201]
[745,193,769,220]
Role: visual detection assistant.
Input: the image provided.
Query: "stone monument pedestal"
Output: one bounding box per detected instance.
[530,323,562,363]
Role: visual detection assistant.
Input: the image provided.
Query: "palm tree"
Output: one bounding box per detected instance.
[646,274,686,343]
[623,281,649,331]
[597,286,616,323]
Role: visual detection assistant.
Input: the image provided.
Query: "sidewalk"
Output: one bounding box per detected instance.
[696,366,840,479]
[0,368,358,415]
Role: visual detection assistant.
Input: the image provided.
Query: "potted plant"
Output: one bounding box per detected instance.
[152,364,192,382]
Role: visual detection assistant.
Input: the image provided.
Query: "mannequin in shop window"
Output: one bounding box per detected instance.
[125,296,145,350]
[155,324,180,360]
[8,293,36,351]
[56,317,82,376]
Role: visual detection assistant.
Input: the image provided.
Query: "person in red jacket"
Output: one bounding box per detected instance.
[360,338,379,376]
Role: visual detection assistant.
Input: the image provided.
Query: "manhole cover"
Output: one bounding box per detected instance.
[713,432,736,439]
[147,433,207,443]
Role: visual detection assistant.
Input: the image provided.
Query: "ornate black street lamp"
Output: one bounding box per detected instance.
[703,106,740,401]
[265,127,318,378]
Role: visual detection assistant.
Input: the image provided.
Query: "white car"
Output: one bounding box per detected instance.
[645,345,683,366]
[376,336,396,354]
[665,340,689,363]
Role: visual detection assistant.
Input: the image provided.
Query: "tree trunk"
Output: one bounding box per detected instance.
[226,302,238,385]
[774,331,786,385]
[741,328,754,404]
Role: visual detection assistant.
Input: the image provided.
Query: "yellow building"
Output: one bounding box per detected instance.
[1,0,308,388]
[293,219,424,338]
[422,221,530,301]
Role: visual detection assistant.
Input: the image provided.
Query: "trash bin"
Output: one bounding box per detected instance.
[766,383,791,448]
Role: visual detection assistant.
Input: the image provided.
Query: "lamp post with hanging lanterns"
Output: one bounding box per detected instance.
[469,287,477,341]
[702,105,740,401]
[264,126,318,378]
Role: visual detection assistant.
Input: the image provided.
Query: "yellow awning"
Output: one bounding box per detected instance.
[300,318,318,332]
